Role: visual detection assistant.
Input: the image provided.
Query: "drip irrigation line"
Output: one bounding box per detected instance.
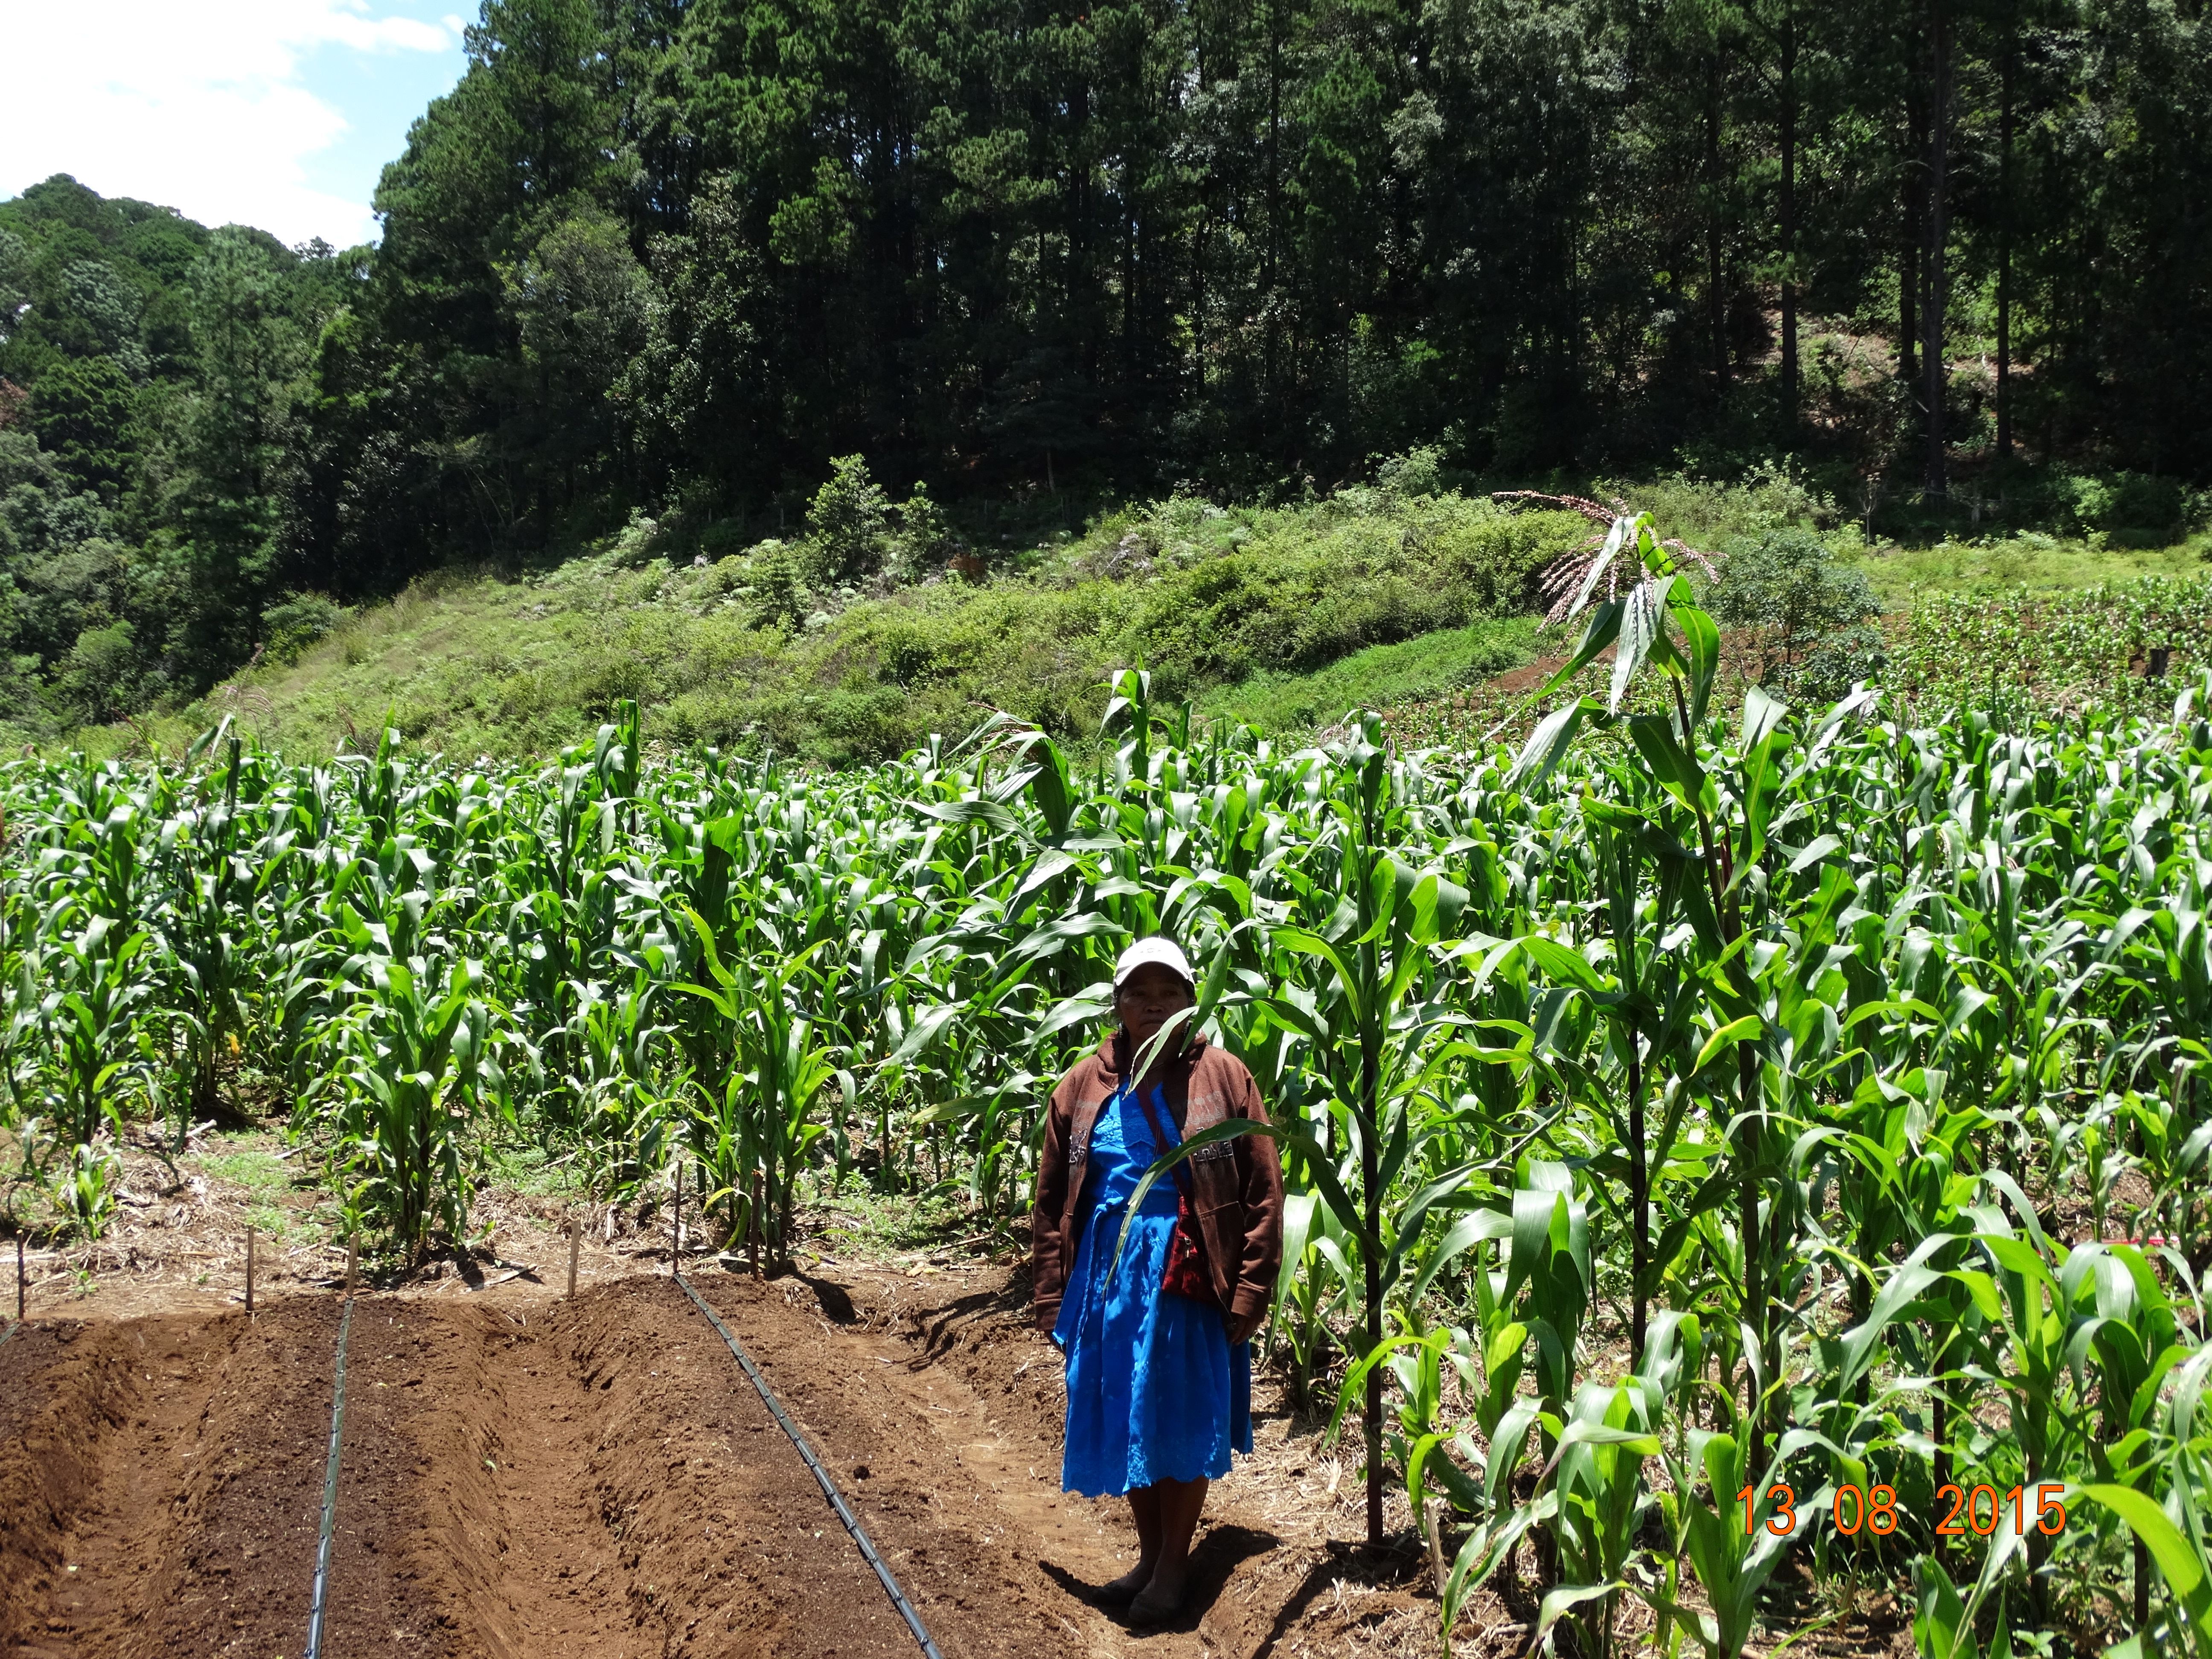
[304,1295,355,1659]
[674,1272,945,1659]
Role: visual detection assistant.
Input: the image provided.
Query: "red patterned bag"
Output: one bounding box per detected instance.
[1133,1086,1220,1308]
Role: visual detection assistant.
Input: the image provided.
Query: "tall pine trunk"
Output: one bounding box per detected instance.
[1924,0,1951,501]
[1902,83,1924,398]
[1997,30,2015,461]
[1778,6,1799,430]
[1708,45,1729,394]
[1263,0,1281,395]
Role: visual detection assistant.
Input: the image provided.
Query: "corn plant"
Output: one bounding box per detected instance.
[0,551,2209,1653]
[677,913,847,1267]
[316,955,506,1257]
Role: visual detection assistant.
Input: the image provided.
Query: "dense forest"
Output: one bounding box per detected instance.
[3,0,2210,729]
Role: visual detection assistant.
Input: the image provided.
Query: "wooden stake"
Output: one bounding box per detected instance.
[15,1237,22,1323]
[344,1236,358,1298]
[566,1217,580,1299]
[246,1226,256,1315]
[671,1163,682,1276]
[1421,1493,1448,1603]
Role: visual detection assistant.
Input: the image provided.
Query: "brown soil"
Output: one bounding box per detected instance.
[0,1296,384,1657]
[0,1127,1938,1659]
[0,1262,1455,1659]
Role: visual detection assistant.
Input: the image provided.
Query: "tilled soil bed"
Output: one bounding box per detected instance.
[0,1267,1455,1659]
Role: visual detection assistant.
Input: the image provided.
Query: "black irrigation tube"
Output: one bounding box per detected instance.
[674,1272,945,1659]
[303,1295,355,1659]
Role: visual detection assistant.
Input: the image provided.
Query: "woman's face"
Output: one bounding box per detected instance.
[1116,962,1195,1053]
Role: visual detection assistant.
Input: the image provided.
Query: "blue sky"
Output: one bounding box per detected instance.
[292,0,472,241]
[1,0,472,248]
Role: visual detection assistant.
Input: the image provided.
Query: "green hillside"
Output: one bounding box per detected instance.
[12,0,2212,748]
[107,476,1579,763]
[78,456,2212,766]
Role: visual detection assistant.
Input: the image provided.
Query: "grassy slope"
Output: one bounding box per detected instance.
[75,477,2210,765]
[102,490,1581,763]
[1845,533,2208,605]
[1196,618,1540,733]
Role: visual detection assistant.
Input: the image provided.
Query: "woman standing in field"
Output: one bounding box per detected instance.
[1031,936,1285,1622]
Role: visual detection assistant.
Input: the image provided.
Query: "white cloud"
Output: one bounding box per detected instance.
[0,0,459,248]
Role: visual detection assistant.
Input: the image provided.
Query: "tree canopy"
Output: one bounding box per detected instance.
[3,0,2210,727]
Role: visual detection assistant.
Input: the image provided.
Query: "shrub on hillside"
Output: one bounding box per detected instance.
[774,456,964,596]
[1118,492,1574,690]
[1375,444,1445,500]
[56,619,139,723]
[886,480,955,582]
[2058,471,2197,544]
[1709,528,1883,702]
[1610,460,1839,549]
[259,592,351,665]
[801,454,892,586]
[743,539,811,629]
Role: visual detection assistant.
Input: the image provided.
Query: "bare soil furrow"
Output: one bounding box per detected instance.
[0,1267,1435,1659]
[0,1300,403,1658]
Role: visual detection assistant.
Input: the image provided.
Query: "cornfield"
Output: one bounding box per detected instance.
[3,523,2211,1655]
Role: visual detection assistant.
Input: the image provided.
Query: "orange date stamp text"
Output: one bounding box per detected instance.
[1735,1482,2069,1537]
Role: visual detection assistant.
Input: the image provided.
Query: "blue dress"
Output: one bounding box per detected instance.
[1054,1080,1254,1496]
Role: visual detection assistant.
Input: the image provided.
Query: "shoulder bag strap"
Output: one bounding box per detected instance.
[1130,1083,1198,1206]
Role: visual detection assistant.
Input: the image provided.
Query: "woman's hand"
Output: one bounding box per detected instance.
[1223,1310,1265,1347]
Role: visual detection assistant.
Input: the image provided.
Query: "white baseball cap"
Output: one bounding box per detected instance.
[1113,936,1195,990]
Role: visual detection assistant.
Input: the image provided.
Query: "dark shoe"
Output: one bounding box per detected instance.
[1097,1566,1150,1607]
[1128,1583,1185,1624]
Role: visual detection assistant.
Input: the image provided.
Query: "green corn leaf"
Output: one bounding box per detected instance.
[2068,1483,2212,1648]
[1787,834,1843,876]
[1674,588,1722,728]
[1694,1014,1763,1074]
[1270,926,1367,1029]
[1914,1554,1978,1659]
[1033,983,1114,1045]
[1407,1207,1515,1307]
[1834,1234,1957,1400]
[1535,1581,1624,1651]
[1624,713,1708,812]
[1511,696,1604,791]
[1518,935,1612,994]
[911,798,1025,838]
[886,1001,960,1066]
